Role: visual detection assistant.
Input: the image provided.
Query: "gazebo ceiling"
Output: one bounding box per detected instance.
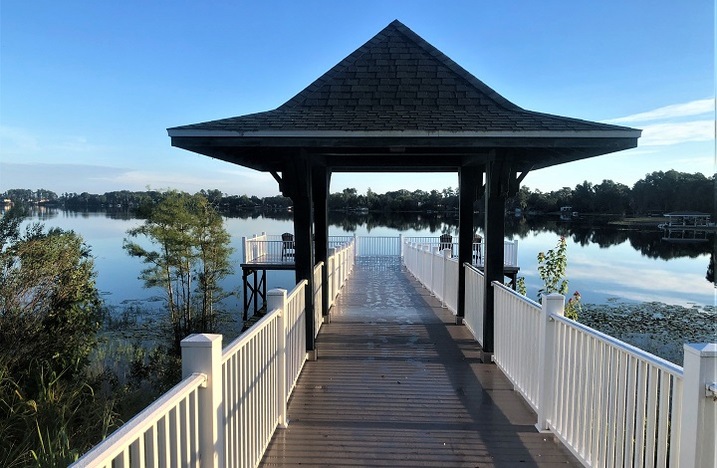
[168,20,640,173]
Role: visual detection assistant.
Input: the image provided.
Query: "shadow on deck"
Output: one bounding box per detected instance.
[261,257,577,467]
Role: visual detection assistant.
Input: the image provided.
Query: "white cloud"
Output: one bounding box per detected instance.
[606,98,715,124]
[639,120,715,146]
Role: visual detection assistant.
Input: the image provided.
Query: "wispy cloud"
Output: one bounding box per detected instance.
[603,98,716,147]
[640,120,715,146]
[606,98,715,124]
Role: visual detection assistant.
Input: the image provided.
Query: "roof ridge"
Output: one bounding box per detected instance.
[387,20,525,113]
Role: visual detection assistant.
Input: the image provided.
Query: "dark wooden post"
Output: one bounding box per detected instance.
[482,159,511,354]
[312,165,331,320]
[285,154,316,354]
[457,165,482,322]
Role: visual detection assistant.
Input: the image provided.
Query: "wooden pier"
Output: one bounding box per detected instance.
[261,257,577,466]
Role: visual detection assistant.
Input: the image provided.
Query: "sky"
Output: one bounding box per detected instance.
[1,1,715,198]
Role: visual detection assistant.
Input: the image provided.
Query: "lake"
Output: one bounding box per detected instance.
[17,208,716,312]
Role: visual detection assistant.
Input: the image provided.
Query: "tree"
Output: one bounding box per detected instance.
[0,208,102,378]
[536,236,581,320]
[0,208,112,465]
[123,191,234,352]
[593,180,630,214]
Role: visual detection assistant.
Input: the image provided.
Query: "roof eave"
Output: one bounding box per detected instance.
[168,128,641,140]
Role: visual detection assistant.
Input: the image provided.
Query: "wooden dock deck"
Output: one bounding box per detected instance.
[260,257,577,467]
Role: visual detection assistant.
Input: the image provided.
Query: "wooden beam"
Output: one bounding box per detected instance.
[312,166,331,319]
[457,165,483,321]
[482,159,514,354]
[285,154,316,352]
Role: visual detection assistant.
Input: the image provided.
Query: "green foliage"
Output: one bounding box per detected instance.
[0,209,102,380]
[123,191,234,353]
[536,236,580,320]
[0,363,118,467]
[0,208,118,466]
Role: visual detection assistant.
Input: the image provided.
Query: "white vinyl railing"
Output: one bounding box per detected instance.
[493,282,542,411]
[355,235,402,257]
[403,242,459,314]
[403,236,518,267]
[463,264,485,347]
[242,232,278,263]
[242,233,361,264]
[73,280,311,468]
[313,262,323,339]
[491,284,716,467]
[549,314,684,467]
[327,239,355,309]
[71,373,207,467]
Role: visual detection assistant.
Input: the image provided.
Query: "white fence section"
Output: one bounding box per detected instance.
[355,235,402,257]
[403,241,459,314]
[242,232,289,263]
[327,239,355,309]
[403,236,517,267]
[463,264,485,347]
[73,280,311,468]
[492,282,542,411]
[70,373,207,467]
[491,283,716,467]
[549,314,685,467]
[313,262,323,338]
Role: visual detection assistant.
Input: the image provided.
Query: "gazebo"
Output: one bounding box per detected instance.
[168,20,640,356]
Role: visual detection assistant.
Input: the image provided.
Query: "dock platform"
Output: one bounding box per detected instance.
[260,257,577,466]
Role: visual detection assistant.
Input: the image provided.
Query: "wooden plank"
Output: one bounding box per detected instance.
[260,257,579,466]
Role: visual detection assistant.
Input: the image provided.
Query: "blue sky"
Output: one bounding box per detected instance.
[1,1,714,197]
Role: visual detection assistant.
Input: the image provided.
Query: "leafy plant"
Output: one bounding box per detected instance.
[123,191,234,353]
[536,236,581,320]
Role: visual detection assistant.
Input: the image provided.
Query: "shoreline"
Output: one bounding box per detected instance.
[579,301,716,366]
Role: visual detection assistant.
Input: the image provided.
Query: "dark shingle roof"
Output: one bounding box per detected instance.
[170,20,634,135]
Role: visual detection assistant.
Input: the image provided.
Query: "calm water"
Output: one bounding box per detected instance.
[17,208,716,310]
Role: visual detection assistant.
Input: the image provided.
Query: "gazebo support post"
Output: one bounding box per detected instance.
[312,165,331,322]
[482,159,513,356]
[285,155,317,356]
[457,165,482,324]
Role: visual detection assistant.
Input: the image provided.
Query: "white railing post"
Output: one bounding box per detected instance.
[679,343,717,467]
[399,233,403,257]
[267,288,289,428]
[441,248,450,308]
[536,293,564,432]
[181,334,224,468]
[511,239,518,266]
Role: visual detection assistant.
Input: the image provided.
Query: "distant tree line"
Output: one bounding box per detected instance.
[330,170,714,215]
[1,188,293,213]
[2,169,714,216]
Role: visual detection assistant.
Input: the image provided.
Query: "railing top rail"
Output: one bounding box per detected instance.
[222,308,281,363]
[464,262,484,274]
[286,279,308,303]
[491,280,541,309]
[553,314,685,377]
[71,372,207,467]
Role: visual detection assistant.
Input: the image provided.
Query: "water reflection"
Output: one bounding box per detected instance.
[14,207,713,262]
[10,207,715,304]
[324,211,713,262]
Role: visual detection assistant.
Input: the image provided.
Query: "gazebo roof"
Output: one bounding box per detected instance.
[168,20,640,173]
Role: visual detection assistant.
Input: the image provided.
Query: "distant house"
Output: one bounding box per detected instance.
[663,211,712,228]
